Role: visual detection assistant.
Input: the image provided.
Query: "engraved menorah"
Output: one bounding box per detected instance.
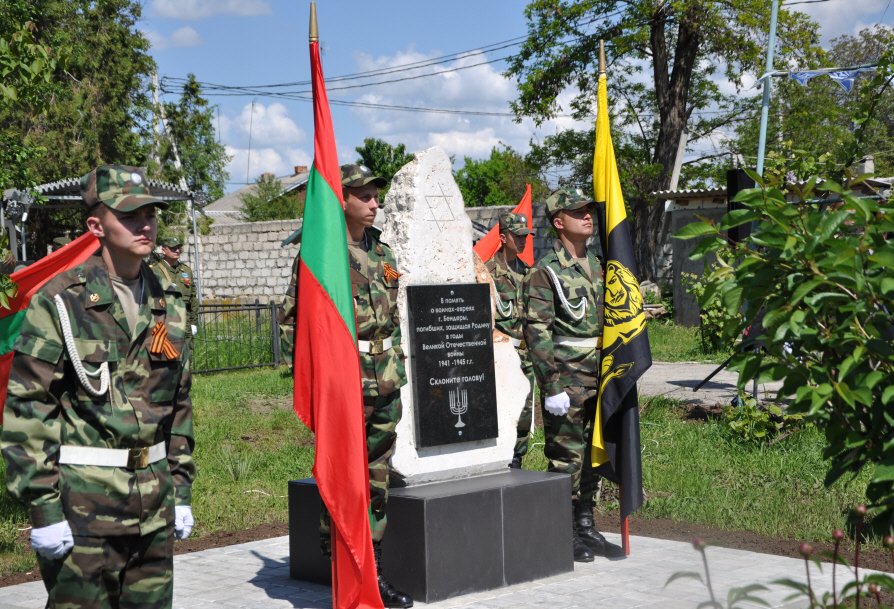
[448,387,468,428]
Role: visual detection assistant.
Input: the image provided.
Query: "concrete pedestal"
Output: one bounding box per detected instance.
[288,470,573,603]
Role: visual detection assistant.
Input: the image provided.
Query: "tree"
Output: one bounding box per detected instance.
[728,26,894,181]
[153,73,230,201]
[0,0,156,263]
[354,138,415,183]
[239,174,304,222]
[455,145,549,207]
[506,0,822,280]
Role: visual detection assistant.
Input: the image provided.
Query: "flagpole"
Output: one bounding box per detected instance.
[755,0,779,176]
[598,38,632,557]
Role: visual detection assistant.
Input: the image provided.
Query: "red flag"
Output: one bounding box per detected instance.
[293,4,383,607]
[0,232,99,420]
[473,184,534,266]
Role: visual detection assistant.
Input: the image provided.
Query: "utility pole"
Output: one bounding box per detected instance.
[755,0,780,177]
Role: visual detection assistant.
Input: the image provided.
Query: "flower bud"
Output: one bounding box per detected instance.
[832,529,844,541]
[855,504,867,517]
[692,537,706,551]
[799,542,814,557]
[884,535,894,548]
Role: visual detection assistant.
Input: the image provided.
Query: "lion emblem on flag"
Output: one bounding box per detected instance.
[603,260,646,350]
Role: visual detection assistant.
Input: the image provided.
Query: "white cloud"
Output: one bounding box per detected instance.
[231,102,306,148]
[143,26,201,50]
[150,0,271,20]
[792,0,889,42]
[339,47,589,170]
[169,27,201,48]
[221,103,310,185]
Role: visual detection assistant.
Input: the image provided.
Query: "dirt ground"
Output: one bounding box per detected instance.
[2,517,890,589]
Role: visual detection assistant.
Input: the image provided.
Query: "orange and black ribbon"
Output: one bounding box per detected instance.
[150,322,180,359]
[383,263,401,283]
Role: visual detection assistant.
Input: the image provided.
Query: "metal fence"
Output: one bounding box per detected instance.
[193,301,283,374]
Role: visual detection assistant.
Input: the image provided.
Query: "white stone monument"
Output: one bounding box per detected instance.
[382,146,528,486]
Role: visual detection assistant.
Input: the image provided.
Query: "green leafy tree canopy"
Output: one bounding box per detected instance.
[455,144,549,207]
[239,174,304,222]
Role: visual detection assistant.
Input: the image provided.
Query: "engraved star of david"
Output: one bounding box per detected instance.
[424,182,457,231]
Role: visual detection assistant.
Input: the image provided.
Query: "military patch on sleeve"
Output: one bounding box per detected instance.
[150,322,180,359]
[383,263,401,283]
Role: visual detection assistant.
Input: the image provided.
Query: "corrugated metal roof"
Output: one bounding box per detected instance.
[206,172,309,213]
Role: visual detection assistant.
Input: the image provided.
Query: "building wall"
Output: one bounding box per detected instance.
[190,219,300,303]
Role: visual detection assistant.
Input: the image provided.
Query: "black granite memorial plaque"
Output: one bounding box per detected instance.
[406,283,497,447]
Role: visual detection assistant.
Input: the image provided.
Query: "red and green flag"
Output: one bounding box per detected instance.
[472,183,534,266]
[1,232,99,420]
[591,66,651,551]
[292,4,382,608]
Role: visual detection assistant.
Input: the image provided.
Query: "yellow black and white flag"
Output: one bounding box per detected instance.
[592,70,651,519]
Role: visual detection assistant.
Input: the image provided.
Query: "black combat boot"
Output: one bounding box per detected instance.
[508,454,523,469]
[373,541,414,608]
[571,501,595,562]
[574,498,624,558]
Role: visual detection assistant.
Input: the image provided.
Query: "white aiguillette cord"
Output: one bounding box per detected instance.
[54,294,110,398]
[545,266,587,321]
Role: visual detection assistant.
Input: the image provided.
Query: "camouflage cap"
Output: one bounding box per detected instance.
[159,236,184,248]
[341,164,387,189]
[80,165,167,212]
[545,188,594,217]
[499,212,531,236]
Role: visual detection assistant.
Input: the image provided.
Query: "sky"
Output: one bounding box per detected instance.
[140,0,894,194]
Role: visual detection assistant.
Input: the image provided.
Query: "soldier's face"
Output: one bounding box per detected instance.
[554,205,595,240]
[343,184,380,231]
[87,205,158,261]
[500,231,526,258]
[162,245,181,263]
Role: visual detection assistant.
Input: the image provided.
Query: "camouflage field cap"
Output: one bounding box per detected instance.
[499,212,532,236]
[80,165,167,212]
[341,164,387,189]
[545,188,594,218]
[159,236,184,248]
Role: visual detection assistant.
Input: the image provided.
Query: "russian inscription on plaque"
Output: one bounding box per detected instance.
[407,283,497,448]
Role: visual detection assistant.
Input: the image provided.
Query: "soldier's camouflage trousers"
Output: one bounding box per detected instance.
[513,356,536,459]
[37,525,173,609]
[542,386,599,502]
[321,390,402,552]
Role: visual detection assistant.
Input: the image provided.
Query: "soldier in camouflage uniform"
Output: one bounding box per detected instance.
[1,165,196,609]
[150,235,199,338]
[484,212,535,468]
[279,164,412,608]
[523,188,622,562]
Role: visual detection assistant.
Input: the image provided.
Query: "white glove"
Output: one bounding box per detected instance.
[544,391,571,417]
[31,520,74,560]
[190,325,198,336]
[174,505,195,540]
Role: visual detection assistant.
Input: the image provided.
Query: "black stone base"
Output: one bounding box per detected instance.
[289,470,573,603]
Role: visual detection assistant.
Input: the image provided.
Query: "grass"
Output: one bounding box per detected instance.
[0,369,877,577]
[524,396,872,543]
[647,320,732,364]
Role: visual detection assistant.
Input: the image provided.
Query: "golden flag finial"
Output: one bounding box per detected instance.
[599,39,606,75]
[309,1,318,42]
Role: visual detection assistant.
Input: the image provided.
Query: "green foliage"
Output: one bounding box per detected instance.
[153,73,230,201]
[679,171,894,534]
[239,174,304,222]
[454,144,549,207]
[681,270,741,352]
[730,26,894,177]
[354,138,415,185]
[722,397,806,446]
